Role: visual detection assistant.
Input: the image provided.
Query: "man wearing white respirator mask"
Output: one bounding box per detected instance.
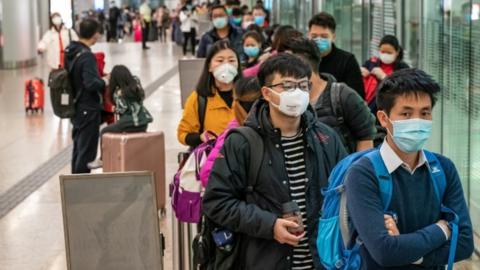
[202,53,347,269]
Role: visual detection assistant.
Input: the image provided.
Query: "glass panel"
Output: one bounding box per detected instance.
[470,0,480,240]
[352,0,364,61]
[421,0,443,151]
[441,0,471,190]
[402,0,421,67]
[277,0,297,27]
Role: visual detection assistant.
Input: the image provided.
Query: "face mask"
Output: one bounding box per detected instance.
[314,38,332,53]
[212,17,228,29]
[232,17,242,26]
[379,53,396,64]
[52,16,62,26]
[254,16,265,26]
[213,63,238,84]
[269,88,309,117]
[386,117,433,153]
[226,8,233,16]
[244,46,260,58]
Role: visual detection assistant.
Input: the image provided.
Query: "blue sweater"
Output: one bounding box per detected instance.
[345,153,474,269]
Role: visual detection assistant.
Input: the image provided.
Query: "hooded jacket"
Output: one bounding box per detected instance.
[196,25,244,58]
[64,41,105,112]
[202,99,347,269]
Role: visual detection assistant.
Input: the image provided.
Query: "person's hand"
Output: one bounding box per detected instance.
[436,219,451,240]
[384,214,400,236]
[258,52,272,63]
[360,67,370,77]
[273,218,306,247]
[200,131,216,142]
[371,67,387,80]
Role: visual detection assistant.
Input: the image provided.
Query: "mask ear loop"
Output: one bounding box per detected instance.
[380,111,395,138]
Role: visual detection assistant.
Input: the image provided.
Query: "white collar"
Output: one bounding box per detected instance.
[379,140,428,175]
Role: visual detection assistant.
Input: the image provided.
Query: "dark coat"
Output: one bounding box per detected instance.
[196,25,244,58]
[64,41,105,112]
[202,99,347,269]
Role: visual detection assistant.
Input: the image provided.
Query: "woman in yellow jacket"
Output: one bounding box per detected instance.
[177,40,243,147]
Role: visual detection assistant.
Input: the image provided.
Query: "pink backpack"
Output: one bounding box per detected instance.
[171,134,217,223]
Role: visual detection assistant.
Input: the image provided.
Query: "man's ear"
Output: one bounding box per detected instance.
[261,86,271,102]
[332,32,336,42]
[377,110,389,128]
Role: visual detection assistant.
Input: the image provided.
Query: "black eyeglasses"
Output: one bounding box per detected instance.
[268,80,311,92]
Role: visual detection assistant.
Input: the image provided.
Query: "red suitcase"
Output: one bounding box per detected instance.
[24,78,45,113]
[102,132,166,213]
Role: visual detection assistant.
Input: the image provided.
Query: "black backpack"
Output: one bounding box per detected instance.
[48,50,86,119]
[192,127,264,270]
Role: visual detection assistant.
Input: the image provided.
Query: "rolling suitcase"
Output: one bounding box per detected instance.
[24,78,45,113]
[102,132,167,213]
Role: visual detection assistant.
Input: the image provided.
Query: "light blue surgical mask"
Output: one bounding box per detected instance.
[232,17,242,26]
[314,38,332,53]
[212,17,228,29]
[387,117,433,153]
[254,16,265,26]
[244,46,260,58]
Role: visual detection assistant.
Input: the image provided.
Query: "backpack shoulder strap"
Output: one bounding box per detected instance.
[197,94,207,134]
[68,29,72,43]
[67,49,88,73]
[229,127,264,194]
[330,82,345,126]
[365,149,393,211]
[424,150,447,202]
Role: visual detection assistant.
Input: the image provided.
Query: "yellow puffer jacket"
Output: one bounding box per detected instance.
[177,90,235,146]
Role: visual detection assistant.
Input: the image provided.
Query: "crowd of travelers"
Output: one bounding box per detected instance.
[39,0,474,269]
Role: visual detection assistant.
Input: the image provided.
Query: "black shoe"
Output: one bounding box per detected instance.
[143,46,150,50]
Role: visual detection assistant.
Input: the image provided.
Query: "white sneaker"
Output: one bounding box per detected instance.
[87,159,103,169]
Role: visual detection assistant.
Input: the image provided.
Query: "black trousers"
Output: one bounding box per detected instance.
[71,110,101,174]
[142,20,150,48]
[182,28,196,55]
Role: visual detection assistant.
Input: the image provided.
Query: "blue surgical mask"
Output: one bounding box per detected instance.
[314,38,332,53]
[212,17,228,29]
[226,8,233,16]
[232,17,242,26]
[254,16,265,26]
[387,117,433,153]
[244,46,260,58]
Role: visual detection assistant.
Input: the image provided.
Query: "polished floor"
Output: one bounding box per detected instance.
[0,40,478,270]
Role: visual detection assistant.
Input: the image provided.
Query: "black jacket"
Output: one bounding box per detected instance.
[64,41,105,112]
[315,73,377,153]
[196,25,244,58]
[318,44,365,99]
[202,99,347,270]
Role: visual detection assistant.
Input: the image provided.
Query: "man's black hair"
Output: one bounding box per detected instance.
[376,68,441,114]
[308,12,336,32]
[257,53,312,87]
[232,7,243,17]
[284,37,321,73]
[79,19,102,39]
[210,4,227,17]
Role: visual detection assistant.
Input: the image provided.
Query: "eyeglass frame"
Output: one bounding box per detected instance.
[267,79,312,92]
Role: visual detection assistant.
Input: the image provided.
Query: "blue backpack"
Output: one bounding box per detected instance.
[316,148,460,270]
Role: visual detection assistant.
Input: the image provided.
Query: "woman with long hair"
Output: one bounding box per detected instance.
[88,65,153,169]
[177,40,243,148]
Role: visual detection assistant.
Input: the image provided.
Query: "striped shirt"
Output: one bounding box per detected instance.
[281,131,314,270]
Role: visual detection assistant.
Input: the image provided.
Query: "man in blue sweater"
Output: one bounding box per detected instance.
[345,68,474,269]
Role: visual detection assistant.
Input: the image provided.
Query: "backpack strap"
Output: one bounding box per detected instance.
[197,94,207,134]
[424,150,446,202]
[229,127,264,196]
[365,150,393,211]
[330,82,345,126]
[424,151,458,270]
[68,29,72,43]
